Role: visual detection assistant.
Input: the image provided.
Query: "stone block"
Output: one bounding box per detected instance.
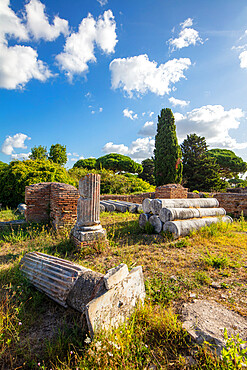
[103,263,129,290]
[86,266,146,337]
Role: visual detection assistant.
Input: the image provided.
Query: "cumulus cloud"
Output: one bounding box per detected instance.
[0,0,28,43]
[0,0,52,89]
[97,0,108,6]
[138,121,156,137]
[123,108,138,120]
[1,133,31,155]
[103,137,155,162]
[110,54,191,97]
[168,18,203,52]
[239,50,247,69]
[56,10,117,79]
[11,152,31,160]
[169,96,190,107]
[25,0,69,41]
[175,104,247,149]
[0,42,52,89]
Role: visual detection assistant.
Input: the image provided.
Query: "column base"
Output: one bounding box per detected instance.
[71,224,107,248]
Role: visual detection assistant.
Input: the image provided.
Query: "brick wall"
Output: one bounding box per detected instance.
[25,182,79,228]
[214,193,247,217]
[155,184,188,199]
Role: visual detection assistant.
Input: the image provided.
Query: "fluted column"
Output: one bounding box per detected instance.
[71,174,107,244]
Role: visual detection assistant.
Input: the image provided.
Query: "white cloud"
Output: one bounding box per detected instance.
[180,18,193,29]
[97,0,108,6]
[149,111,154,117]
[56,10,117,79]
[25,0,69,41]
[138,121,156,137]
[110,54,191,97]
[0,42,52,89]
[0,0,28,43]
[102,137,155,162]
[175,105,247,149]
[169,96,190,107]
[123,108,138,120]
[11,152,31,160]
[239,50,247,69]
[1,133,31,155]
[72,152,79,157]
[0,0,52,89]
[99,107,103,112]
[168,18,203,52]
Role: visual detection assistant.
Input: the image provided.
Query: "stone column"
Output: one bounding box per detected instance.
[71,174,107,245]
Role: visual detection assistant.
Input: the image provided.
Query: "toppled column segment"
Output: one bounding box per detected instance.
[139,197,231,238]
[20,252,145,337]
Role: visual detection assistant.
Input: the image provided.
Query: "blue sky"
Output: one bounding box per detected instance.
[1,0,247,169]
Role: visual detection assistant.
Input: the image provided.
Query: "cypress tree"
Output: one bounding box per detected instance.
[154,108,182,186]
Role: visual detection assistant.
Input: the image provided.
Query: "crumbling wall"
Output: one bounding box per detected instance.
[25,183,51,223]
[155,184,188,199]
[25,182,79,227]
[214,193,247,217]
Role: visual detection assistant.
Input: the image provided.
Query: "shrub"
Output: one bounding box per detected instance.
[69,168,155,194]
[0,159,76,208]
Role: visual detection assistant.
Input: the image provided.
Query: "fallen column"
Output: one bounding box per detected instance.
[139,213,151,229]
[142,198,152,214]
[20,252,146,337]
[104,200,131,213]
[100,201,116,212]
[151,198,219,215]
[159,207,226,223]
[163,216,232,239]
[149,215,163,233]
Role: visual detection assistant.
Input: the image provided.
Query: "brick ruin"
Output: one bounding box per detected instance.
[25,182,247,226]
[25,182,79,228]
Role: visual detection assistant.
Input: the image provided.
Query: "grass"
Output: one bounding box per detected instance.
[0,210,247,369]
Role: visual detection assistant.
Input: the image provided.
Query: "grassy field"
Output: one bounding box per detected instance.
[0,209,246,369]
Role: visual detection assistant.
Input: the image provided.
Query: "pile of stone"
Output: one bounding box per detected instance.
[20,252,145,337]
[100,200,142,213]
[139,198,232,238]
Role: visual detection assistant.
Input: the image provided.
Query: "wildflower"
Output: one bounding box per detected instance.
[18,322,22,326]
[109,341,121,350]
[145,344,148,348]
[70,351,73,355]
[84,336,91,344]
[38,363,40,367]
[95,341,102,351]
[107,351,113,357]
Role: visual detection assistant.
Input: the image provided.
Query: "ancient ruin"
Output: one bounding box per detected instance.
[20,252,146,336]
[71,174,107,247]
[140,198,232,238]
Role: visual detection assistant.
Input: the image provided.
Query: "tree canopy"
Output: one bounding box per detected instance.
[96,153,143,174]
[207,149,247,180]
[73,158,97,170]
[139,158,155,185]
[49,144,67,165]
[0,159,75,208]
[181,134,225,191]
[29,145,48,160]
[154,108,182,186]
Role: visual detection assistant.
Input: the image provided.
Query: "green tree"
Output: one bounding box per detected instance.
[207,149,247,180]
[139,158,155,185]
[49,144,67,165]
[0,159,76,208]
[154,108,182,186]
[29,145,48,160]
[96,153,143,174]
[73,158,97,170]
[181,134,225,191]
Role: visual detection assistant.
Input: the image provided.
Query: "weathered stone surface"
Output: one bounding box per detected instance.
[159,207,226,223]
[0,219,27,228]
[103,263,129,290]
[149,215,163,233]
[100,204,105,212]
[86,266,146,337]
[103,200,128,213]
[67,270,106,313]
[151,198,219,215]
[163,216,232,238]
[139,213,150,229]
[182,300,247,356]
[100,201,116,212]
[71,174,107,245]
[142,198,152,214]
